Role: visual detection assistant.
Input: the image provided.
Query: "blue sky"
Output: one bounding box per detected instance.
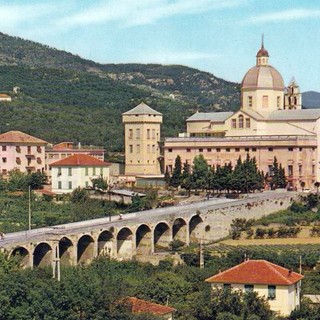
[1,0,320,91]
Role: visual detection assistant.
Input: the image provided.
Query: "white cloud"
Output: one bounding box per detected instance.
[56,0,245,29]
[245,8,320,24]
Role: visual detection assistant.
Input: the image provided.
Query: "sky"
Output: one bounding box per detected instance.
[1,0,320,91]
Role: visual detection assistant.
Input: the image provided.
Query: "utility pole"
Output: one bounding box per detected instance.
[28,185,31,233]
[51,240,61,281]
[199,240,204,269]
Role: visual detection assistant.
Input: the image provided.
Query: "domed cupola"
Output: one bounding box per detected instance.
[241,37,285,114]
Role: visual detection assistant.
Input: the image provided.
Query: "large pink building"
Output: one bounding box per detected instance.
[164,42,320,190]
[0,131,47,177]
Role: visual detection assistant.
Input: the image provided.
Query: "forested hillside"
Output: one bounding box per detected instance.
[0,32,240,152]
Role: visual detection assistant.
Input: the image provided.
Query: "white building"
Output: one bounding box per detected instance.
[205,259,304,316]
[50,154,110,194]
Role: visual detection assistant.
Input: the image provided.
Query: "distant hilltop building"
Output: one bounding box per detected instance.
[0,94,12,102]
[163,40,320,190]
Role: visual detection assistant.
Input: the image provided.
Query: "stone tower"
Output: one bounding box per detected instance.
[122,102,162,175]
[284,77,302,110]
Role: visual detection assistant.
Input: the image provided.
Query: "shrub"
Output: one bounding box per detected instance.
[255,228,266,239]
[246,229,254,239]
[290,201,307,213]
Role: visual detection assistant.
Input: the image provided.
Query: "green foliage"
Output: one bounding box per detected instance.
[169,155,182,188]
[269,157,287,189]
[91,177,108,190]
[192,154,210,190]
[70,187,89,203]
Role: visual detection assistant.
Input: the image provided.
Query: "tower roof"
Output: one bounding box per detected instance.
[256,35,269,57]
[122,102,162,116]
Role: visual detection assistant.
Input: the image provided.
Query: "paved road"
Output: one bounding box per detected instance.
[0,191,294,248]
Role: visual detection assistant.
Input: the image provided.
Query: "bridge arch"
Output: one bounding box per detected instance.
[189,215,204,243]
[98,230,113,257]
[33,242,52,268]
[154,221,171,252]
[59,237,74,266]
[10,246,30,268]
[117,227,133,259]
[172,218,187,244]
[136,224,152,255]
[77,234,95,265]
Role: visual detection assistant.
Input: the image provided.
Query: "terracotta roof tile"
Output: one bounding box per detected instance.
[205,260,303,286]
[124,297,176,315]
[50,154,110,167]
[0,131,47,144]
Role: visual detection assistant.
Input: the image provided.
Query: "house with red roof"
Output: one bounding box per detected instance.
[205,259,304,316]
[0,130,47,177]
[50,154,110,194]
[123,297,176,320]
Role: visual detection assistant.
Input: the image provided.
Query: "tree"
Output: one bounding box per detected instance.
[192,154,209,191]
[27,172,47,190]
[181,161,192,196]
[70,187,89,203]
[164,167,171,186]
[92,177,108,190]
[270,157,287,189]
[169,155,182,188]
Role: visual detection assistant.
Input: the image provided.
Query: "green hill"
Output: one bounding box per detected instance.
[0,32,240,152]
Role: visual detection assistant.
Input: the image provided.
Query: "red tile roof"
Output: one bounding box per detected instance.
[50,154,110,167]
[205,260,304,286]
[0,131,47,144]
[124,297,176,315]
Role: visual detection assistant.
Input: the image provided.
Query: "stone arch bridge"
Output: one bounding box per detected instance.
[0,192,293,268]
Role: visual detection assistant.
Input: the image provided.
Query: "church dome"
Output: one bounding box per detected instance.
[241,65,285,90]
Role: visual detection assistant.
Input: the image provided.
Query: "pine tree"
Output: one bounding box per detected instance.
[169,155,182,188]
[192,154,209,191]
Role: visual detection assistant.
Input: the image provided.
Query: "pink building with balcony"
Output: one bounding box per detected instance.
[0,131,47,177]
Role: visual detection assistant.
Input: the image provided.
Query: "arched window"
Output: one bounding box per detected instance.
[231,119,236,128]
[238,115,244,129]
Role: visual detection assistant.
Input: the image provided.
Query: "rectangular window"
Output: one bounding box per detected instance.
[68,181,72,190]
[216,148,221,152]
[85,181,89,188]
[152,129,156,139]
[252,148,257,152]
[2,157,6,163]
[299,147,303,151]
[248,96,253,108]
[199,148,203,152]
[93,167,96,175]
[168,148,172,153]
[288,147,293,151]
[288,165,293,176]
[244,284,254,293]
[245,148,249,152]
[58,181,62,189]
[68,168,72,176]
[128,129,133,139]
[312,165,315,175]
[223,284,231,290]
[136,144,140,154]
[136,128,140,139]
[232,119,236,128]
[245,118,251,128]
[226,148,231,152]
[2,146,6,151]
[37,146,42,153]
[299,165,302,176]
[268,147,273,152]
[16,157,21,164]
[187,148,191,153]
[16,146,21,153]
[58,168,62,176]
[262,95,269,108]
[85,167,89,176]
[129,145,133,153]
[268,285,276,300]
[147,129,151,139]
[235,148,240,152]
[27,146,31,154]
[207,148,212,152]
[277,96,281,109]
[100,167,103,175]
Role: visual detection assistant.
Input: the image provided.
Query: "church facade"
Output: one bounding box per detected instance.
[164,42,320,190]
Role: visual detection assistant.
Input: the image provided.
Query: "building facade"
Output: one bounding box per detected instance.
[164,42,320,190]
[122,102,162,176]
[50,154,110,194]
[0,131,47,177]
[45,142,105,180]
[205,259,304,316]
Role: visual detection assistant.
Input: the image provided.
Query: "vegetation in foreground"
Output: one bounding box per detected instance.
[2,247,320,320]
